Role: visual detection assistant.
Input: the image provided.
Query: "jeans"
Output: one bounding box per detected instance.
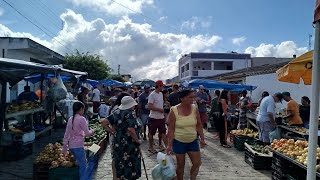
[70,148,90,180]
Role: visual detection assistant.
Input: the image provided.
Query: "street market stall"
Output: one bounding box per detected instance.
[0,57,87,161]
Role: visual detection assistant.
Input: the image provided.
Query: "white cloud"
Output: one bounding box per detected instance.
[159,16,167,21]
[181,16,212,31]
[66,0,154,16]
[36,10,220,80]
[245,41,308,57]
[232,36,246,46]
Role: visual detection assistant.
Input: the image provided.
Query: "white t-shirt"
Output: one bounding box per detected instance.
[92,88,101,102]
[257,95,275,122]
[99,104,109,118]
[148,91,164,119]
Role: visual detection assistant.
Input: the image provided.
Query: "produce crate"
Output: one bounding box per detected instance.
[244,143,272,170]
[33,163,51,180]
[233,135,257,151]
[48,167,79,180]
[0,131,35,146]
[272,171,286,180]
[3,142,33,161]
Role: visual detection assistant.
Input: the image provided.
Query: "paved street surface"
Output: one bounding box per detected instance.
[93,130,271,180]
[0,129,271,180]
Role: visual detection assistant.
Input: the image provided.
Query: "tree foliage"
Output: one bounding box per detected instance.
[63,51,111,80]
[109,74,126,82]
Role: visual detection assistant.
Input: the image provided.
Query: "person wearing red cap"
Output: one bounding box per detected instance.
[148,80,167,153]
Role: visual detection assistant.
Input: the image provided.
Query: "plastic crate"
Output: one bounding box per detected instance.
[33,163,51,180]
[0,131,35,146]
[3,142,33,161]
[272,171,286,180]
[244,150,272,170]
[48,167,79,180]
[233,135,257,151]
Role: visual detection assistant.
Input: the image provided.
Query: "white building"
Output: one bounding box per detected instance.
[0,37,64,102]
[178,52,251,81]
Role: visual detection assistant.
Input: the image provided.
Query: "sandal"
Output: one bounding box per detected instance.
[159,146,166,152]
[221,144,231,148]
[148,149,158,154]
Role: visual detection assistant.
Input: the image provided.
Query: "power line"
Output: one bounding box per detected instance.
[2,0,74,53]
[109,0,227,51]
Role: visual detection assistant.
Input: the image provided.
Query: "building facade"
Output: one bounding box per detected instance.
[178,52,251,81]
[0,37,64,102]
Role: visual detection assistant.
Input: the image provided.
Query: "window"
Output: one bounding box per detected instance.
[181,66,185,73]
[186,63,189,70]
[214,61,233,70]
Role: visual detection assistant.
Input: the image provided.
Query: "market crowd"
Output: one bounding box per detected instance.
[60,79,311,180]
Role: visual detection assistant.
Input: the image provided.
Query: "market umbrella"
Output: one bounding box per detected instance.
[276,50,313,85]
[183,79,257,91]
[99,79,126,87]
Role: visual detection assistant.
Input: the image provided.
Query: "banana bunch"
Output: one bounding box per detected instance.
[231,128,258,137]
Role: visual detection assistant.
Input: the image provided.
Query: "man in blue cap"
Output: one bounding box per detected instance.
[138,84,151,140]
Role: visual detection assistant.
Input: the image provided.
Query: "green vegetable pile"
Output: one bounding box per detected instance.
[84,121,107,145]
[251,144,270,154]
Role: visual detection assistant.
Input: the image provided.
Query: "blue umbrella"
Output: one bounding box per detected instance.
[183,79,257,91]
[99,79,127,87]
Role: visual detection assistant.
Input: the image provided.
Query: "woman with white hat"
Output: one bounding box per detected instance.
[106,96,141,180]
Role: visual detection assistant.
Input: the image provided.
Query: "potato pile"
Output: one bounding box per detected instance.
[272,139,320,171]
[34,142,76,169]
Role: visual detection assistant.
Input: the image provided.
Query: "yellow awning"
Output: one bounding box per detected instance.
[276,50,313,85]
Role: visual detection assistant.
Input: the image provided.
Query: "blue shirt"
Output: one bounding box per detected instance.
[257,95,275,122]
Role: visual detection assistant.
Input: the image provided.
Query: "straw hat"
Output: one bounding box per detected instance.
[119,96,138,110]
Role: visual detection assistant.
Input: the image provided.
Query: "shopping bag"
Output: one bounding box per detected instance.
[151,164,162,180]
[269,128,281,143]
[156,152,176,180]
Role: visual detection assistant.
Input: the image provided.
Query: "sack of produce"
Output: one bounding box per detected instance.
[47,76,67,102]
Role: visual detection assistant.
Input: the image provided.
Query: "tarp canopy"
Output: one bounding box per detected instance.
[276,50,313,85]
[24,74,73,84]
[183,79,257,91]
[0,57,87,85]
[84,79,99,87]
[99,79,127,87]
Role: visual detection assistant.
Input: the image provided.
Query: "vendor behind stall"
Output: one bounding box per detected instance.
[300,96,310,128]
[17,85,39,102]
[282,92,303,126]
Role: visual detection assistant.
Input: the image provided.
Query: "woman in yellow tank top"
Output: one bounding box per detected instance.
[166,89,206,180]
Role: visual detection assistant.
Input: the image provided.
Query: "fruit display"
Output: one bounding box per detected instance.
[293,127,307,133]
[250,144,270,155]
[231,128,258,138]
[271,139,320,170]
[84,121,107,146]
[34,142,76,169]
[7,101,40,113]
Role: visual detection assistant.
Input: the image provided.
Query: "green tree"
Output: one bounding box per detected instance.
[64,51,111,80]
[109,74,126,82]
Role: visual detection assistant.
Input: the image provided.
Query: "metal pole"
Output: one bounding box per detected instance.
[307,21,320,180]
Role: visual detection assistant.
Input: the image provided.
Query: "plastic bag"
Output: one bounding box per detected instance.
[155,152,176,180]
[151,164,162,180]
[47,76,67,102]
[269,128,281,143]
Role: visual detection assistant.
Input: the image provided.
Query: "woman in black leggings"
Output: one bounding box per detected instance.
[217,90,231,148]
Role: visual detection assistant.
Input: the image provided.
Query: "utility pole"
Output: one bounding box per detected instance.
[118,64,120,75]
[309,34,313,50]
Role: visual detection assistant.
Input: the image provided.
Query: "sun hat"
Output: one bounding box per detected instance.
[119,96,138,110]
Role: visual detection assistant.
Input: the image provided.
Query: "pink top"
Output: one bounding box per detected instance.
[62,114,94,153]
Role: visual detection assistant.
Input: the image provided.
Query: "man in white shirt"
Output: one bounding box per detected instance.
[92,86,101,114]
[148,80,167,153]
[257,92,283,144]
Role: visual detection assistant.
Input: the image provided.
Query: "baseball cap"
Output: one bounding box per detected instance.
[281,91,291,97]
[144,83,151,89]
[274,92,284,103]
[155,80,164,87]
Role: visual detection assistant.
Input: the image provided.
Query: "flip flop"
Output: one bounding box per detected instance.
[148,149,158,154]
[221,144,231,148]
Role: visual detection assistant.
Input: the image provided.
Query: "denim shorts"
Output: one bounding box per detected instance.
[173,139,200,154]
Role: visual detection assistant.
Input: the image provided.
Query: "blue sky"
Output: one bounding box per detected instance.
[0,0,315,80]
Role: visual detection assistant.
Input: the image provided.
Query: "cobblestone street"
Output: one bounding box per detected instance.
[93,130,271,180]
